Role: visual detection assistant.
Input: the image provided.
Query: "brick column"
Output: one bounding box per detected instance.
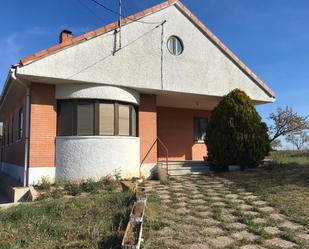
[139,94,157,166]
[29,83,57,168]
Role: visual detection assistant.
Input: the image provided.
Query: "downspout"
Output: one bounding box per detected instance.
[10,68,30,187]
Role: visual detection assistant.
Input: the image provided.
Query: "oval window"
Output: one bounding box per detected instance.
[167,36,184,55]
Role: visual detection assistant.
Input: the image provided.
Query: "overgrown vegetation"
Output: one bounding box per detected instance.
[221,150,309,228]
[35,176,119,200]
[205,89,270,170]
[0,178,135,249]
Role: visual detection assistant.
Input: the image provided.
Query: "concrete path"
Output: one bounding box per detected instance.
[144,176,309,249]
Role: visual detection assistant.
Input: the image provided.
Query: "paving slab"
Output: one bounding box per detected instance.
[265,238,297,248]
[144,176,305,249]
[264,226,281,235]
[232,230,258,242]
[202,226,225,236]
[241,245,266,249]
[279,221,303,230]
[189,243,210,249]
[207,236,234,248]
[226,222,248,230]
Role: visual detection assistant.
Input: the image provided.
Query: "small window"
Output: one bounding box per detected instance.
[194,117,208,141]
[18,108,24,140]
[167,36,184,55]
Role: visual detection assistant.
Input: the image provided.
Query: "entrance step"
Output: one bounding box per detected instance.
[0,172,33,203]
[159,161,214,176]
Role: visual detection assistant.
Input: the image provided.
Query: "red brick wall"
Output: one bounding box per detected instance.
[2,96,26,167]
[29,83,56,168]
[157,107,210,161]
[139,94,157,164]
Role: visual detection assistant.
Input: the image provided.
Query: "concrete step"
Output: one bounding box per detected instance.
[168,169,213,176]
[0,172,33,203]
[164,164,211,170]
[158,161,214,176]
[160,161,211,168]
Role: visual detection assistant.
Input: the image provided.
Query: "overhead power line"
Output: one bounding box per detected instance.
[77,0,108,23]
[88,0,162,25]
[67,20,166,79]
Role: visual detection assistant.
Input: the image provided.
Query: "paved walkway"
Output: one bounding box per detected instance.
[144,176,309,249]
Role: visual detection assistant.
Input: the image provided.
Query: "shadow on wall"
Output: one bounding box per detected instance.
[157,106,209,161]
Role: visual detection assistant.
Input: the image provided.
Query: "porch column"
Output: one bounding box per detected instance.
[139,94,157,177]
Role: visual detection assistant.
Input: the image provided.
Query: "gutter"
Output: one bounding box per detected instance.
[10,67,30,187]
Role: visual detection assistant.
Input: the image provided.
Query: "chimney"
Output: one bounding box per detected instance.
[59,30,73,43]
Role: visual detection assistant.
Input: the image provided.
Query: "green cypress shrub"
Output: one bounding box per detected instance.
[205,89,270,170]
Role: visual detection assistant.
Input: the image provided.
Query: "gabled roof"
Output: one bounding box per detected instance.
[19,0,275,98]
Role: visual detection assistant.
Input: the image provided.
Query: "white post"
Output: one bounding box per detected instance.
[119,0,122,49]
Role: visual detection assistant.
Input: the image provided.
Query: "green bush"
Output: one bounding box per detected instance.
[205,89,270,170]
[64,182,82,196]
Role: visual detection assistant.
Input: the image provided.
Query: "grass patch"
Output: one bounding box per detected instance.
[0,185,134,248]
[221,151,309,228]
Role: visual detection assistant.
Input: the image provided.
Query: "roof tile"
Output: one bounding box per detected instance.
[72,35,86,44]
[47,44,61,53]
[83,31,96,40]
[34,49,49,58]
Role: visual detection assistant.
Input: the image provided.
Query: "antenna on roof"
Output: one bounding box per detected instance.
[118,0,122,49]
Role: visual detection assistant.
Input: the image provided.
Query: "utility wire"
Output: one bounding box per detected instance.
[88,0,162,25]
[77,0,108,24]
[67,21,166,79]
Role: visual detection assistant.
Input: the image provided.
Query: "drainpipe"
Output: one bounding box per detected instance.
[10,68,30,187]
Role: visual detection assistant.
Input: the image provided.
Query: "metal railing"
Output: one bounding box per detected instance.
[140,137,169,176]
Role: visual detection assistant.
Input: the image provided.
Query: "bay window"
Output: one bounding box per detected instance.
[57,99,137,137]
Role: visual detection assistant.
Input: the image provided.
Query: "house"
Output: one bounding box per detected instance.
[0,0,275,186]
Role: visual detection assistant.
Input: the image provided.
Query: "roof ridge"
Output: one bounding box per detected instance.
[19,0,275,98]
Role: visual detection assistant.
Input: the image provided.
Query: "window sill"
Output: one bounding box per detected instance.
[56,135,139,140]
[194,140,205,144]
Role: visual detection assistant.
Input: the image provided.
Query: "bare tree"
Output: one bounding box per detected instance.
[268,106,309,142]
[270,139,282,150]
[286,131,309,150]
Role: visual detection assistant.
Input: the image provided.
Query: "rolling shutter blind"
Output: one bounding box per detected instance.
[99,103,114,135]
[57,101,74,136]
[77,102,94,136]
[131,106,137,137]
[119,104,130,136]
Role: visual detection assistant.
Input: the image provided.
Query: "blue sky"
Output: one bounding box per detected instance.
[0,0,308,133]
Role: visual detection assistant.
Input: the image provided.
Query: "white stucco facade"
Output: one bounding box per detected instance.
[55,83,140,104]
[28,167,56,185]
[1,162,55,185]
[17,4,274,103]
[56,136,140,181]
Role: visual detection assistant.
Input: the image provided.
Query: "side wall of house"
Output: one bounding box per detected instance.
[1,96,26,183]
[139,94,157,177]
[157,107,210,161]
[28,83,57,184]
